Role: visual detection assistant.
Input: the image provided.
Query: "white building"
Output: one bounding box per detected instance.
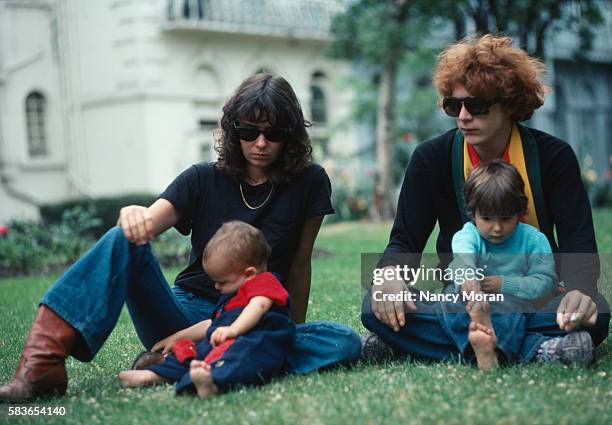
[0,0,355,222]
[530,6,612,186]
[1,0,611,224]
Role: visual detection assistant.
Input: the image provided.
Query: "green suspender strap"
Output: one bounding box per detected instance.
[450,124,552,235]
[451,129,469,224]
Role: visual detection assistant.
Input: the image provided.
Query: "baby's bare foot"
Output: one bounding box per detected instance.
[467,297,498,371]
[190,360,219,399]
[118,370,165,388]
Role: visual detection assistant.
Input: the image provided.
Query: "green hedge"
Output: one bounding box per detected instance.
[0,206,101,276]
[0,204,191,277]
[39,193,158,237]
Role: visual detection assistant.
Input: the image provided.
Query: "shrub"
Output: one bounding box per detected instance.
[152,230,191,268]
[0,205,192,277]
[40,194,158,237]
[0,206,101,276]
[592,182,612,207]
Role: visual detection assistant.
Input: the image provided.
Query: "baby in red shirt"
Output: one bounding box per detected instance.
[118,221,295,398]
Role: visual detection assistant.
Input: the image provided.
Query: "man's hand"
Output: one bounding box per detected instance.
[481,276,502,294]
[557,290,598,331]
[118,205,154,245]
[210,326,238,347]
[371,267,417,332]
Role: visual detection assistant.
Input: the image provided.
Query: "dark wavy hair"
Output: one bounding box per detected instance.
[464,159,528,219]
[215,73,312,184]
[433,34,549,122]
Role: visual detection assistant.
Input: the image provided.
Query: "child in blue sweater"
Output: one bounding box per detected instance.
[450,160,557,300]
[448,160,592,371]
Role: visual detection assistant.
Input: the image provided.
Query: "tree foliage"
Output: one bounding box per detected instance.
[329,0,437,220]
[327,0,605,220]
[448,0,604,58]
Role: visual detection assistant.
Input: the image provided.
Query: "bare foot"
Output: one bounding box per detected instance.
[118,370,166,388]
[467,296,498,371]
[190,360,219,399]
[467,296,492,328]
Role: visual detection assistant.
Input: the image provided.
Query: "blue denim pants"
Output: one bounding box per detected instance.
[40,227,361,373]
[361,288,610,364]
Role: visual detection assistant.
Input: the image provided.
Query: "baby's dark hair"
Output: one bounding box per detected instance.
[464,159,528,219]
[202,221,271,271]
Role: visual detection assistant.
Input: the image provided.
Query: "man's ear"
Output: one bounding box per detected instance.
[244,266,258,277]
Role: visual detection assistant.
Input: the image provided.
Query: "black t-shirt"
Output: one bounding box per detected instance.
[159,162,334,300]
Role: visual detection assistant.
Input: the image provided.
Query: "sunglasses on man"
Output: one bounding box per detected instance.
[442,96,499,117]
[233,122,289,142]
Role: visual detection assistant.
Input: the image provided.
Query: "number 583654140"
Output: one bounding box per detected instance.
[6,405,67,416]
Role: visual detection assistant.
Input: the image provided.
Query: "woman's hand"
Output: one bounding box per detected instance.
[557,290,598,331]
[210,326,238,347]
[118,205,154,245]
[481,276,502,294]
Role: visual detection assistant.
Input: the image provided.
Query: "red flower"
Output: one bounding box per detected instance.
[0,225,7,237]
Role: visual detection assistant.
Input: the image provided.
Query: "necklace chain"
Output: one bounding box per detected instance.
[239,183,274,210]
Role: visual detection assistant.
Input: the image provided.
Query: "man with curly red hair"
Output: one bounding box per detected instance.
[361,35,609,366]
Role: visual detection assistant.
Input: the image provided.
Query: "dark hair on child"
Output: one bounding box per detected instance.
[464,159,528,219]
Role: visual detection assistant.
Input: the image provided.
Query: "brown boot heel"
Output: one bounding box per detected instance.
[0,305,78,403]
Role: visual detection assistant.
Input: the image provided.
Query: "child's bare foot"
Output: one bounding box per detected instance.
[467,297,492,328]
[118,370,166,388]
[467,296,498,371]
[190,360,218,399]
[468,321,499,371]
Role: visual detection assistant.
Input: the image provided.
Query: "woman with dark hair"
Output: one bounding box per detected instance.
[0,73,361,402]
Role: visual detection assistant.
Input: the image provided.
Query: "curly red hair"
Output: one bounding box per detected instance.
[433,34,549,122]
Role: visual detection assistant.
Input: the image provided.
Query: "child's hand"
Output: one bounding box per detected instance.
[461,279,481,295]
[152,334,181,355]
[481,276,502,293]
[210,327,238,347]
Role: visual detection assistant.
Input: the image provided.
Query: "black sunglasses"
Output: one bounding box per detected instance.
[442,96,499,117]
[233,122,289,142]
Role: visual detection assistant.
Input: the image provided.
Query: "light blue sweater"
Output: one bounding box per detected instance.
[449,222,557,300]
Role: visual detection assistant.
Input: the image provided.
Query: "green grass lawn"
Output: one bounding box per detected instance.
[1,210,611,424]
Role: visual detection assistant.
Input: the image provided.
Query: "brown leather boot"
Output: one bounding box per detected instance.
[0,305,78,403]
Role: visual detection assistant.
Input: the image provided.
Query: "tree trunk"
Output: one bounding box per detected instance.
[372,57,398,221]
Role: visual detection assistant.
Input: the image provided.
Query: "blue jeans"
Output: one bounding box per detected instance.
[40,227,361,373]
[361,288,610,364]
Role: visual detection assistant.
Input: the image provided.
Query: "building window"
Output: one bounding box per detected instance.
[25,91,48,157]
[310,71,329,161]
[310,71,328,124]
[311,136,329,160]
[310,86,327,124]
[199,119,217,162]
